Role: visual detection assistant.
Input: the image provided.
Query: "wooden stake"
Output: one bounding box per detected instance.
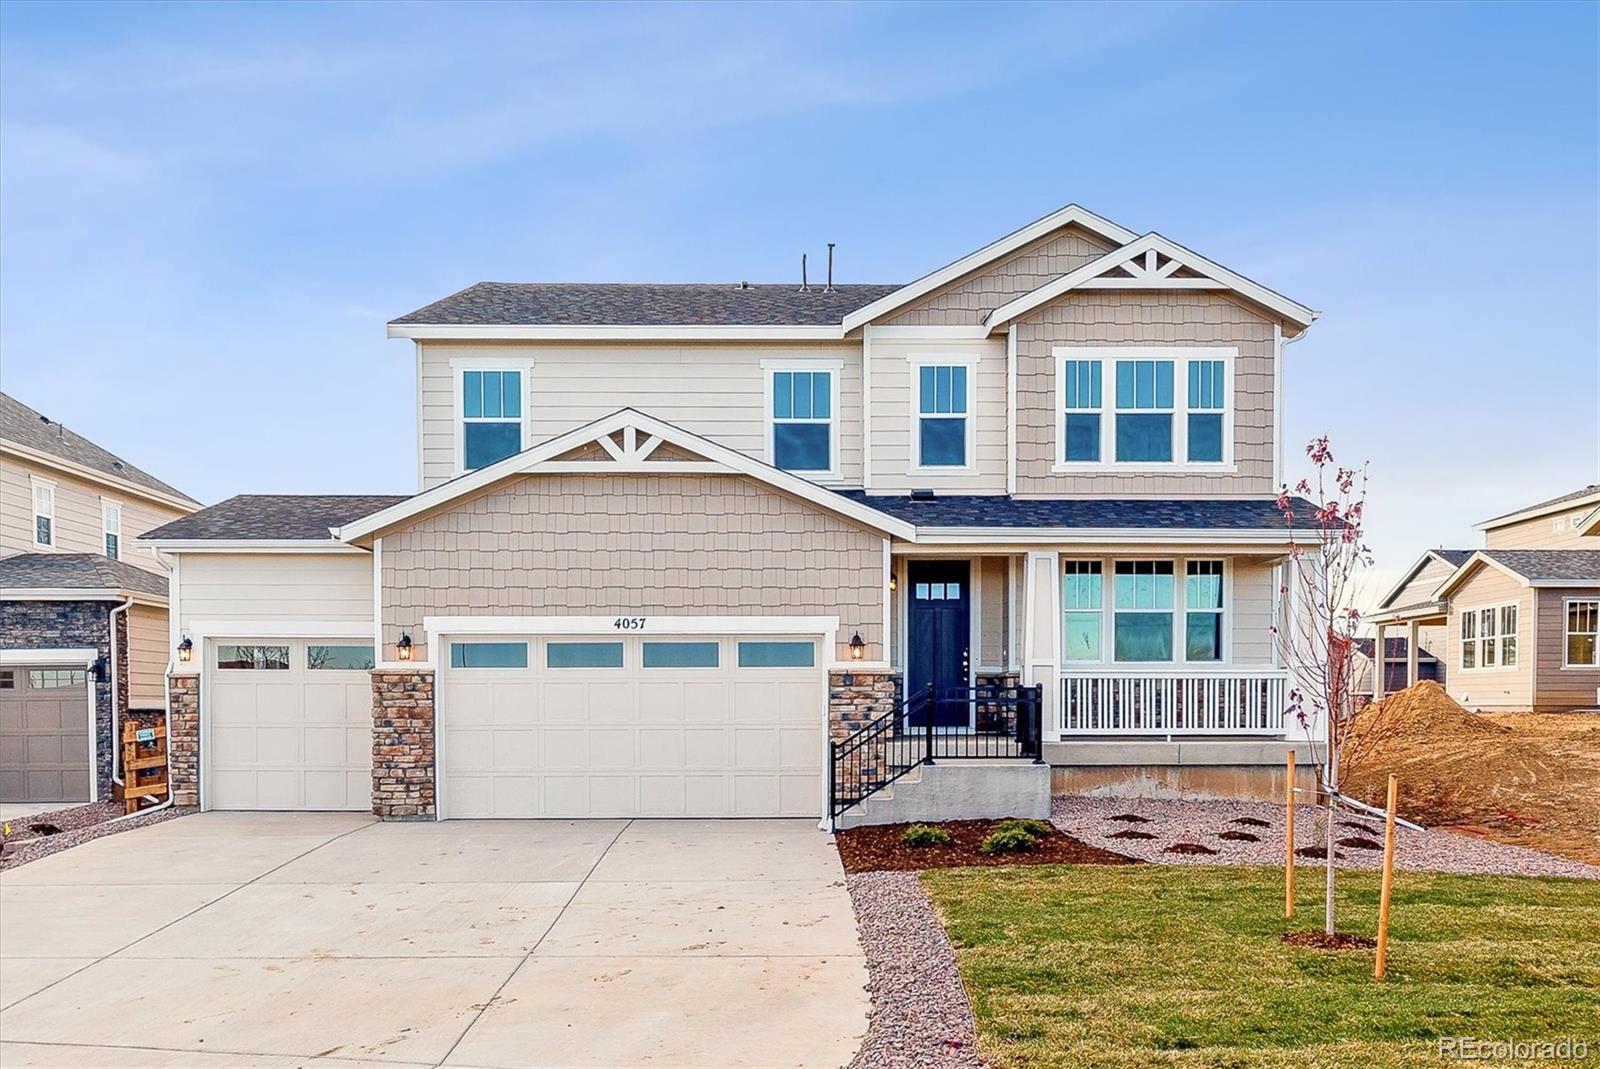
[1374,773,1399,980]
[1285,749,1296,918]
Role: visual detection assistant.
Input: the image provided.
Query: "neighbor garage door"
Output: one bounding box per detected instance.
[0,666,93,804]
[438,634,823,818]
[206,640,374,810]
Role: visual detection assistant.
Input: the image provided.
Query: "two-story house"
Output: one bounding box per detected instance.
[142,203,1325,823]
[1369,485,1600,712]
[1,392,200,804]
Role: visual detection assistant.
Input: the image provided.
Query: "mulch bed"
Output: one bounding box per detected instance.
[1218,830,1260,842]
[1337,836,1384,851]
[836,819,1138,873]
[1231,816,1271,828]
[1283,930,1378,951]
[1165,842,1217,855]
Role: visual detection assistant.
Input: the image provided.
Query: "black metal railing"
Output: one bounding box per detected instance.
[828,682,1043,820]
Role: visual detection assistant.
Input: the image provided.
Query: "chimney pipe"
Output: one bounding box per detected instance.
[799,253,810,293]
[825,243,835,293]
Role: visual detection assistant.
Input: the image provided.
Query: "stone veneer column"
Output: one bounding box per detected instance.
[167,673,200,806]
[371,668,436,819]
[827,666,902,740]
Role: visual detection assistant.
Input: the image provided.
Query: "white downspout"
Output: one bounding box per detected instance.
[107,595,134,785]
[108,551,178,822]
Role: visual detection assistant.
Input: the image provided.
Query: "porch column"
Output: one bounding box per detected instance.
[1372,622,1386,701]
[1022,551,1060,737]
[1406,619,1420,690]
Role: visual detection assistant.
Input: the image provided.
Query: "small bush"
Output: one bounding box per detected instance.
[979,826,1040,855]
[996,818,1054,841]
[900,823,953,848]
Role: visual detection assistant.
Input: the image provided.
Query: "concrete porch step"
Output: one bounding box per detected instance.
[837,759,1050,829]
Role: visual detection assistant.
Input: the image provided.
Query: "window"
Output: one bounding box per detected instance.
[0,670,12,690]
[643,641,720,668]
[912,581,962,601]
[217,645,290,670]
[1061,561,1103,662]
[102,501,121,559]
[1115,359,1175,462]
[1460,611,1476,669]
[1113,561,1175,661]
[1501,605,1518,666]
[32,478,54,547]
[307,645,375,670]
[1460,604,1518,669]
[1567,600,1599,667]
[737,641,815,668]
[914,362,970,468]
[769,368,835,474]
[460,368,524,470]
[1185,560,1224,661]
[450,641,528,669]
[546,641,624,669]
[1186,360,1226,463]
[29,668,87,689]
[1061,360,1102,463]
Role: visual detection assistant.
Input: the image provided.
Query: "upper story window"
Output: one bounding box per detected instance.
[459,366,526,471]
[1460,603,1518,669]
[1055,348,1234,472]
[1567,599,1599,667]
[766,364,839,477]
[31,476,54,548]
[913,360,973,469]
[102,500,121,559]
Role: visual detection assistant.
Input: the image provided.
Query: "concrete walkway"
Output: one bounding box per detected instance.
[0,813,868,1068]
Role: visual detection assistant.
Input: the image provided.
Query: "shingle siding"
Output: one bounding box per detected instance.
[884,226,1115,326]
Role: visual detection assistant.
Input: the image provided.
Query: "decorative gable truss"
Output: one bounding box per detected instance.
[983,233,1319,335]
[545,424,720,472]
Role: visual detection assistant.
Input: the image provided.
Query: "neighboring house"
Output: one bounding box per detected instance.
[1351,636,1442,704]
[1,392,200,804]
[1368,486,1600,711]
[142,203,1326,823]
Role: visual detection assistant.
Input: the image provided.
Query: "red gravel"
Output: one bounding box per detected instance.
[836,819,1137,873]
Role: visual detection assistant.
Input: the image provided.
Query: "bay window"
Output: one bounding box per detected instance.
[1566,600,1598,667]
[1055,348,1233,469]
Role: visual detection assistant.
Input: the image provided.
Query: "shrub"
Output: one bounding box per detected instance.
[979,826,1040,855]
[900,823,953,848]
[996,818,1054,841]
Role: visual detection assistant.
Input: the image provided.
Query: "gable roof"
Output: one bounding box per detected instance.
[1475,484,1600,530]
[143,494,408,543]
[0,552,168,601]
[1374,548,1474,611]
[1435,549,1600,598]
[1,392,198,507]
[983,232,1319,334]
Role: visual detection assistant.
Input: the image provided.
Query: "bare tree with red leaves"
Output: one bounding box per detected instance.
[1272,436,1373,935]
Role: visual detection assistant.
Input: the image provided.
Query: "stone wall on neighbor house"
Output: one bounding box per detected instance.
[167,673,199,806]
[371,668,436,819]
[1,599,115,796]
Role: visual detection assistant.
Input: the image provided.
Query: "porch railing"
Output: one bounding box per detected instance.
[1060,668,1288,735]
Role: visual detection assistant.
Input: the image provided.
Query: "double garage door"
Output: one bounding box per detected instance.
[438,633,823,818]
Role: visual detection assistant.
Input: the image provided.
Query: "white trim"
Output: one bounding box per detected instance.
[905,352,980,475]
[0,647,98,666]
[1374,549,1466,611]
[984,233,1318,332]
[0,441,199,514]
[1272,323,1283,489]
[1005,326,1018,496]
[1562,597,1600,669]
[451,357,533,477]
[414,344,425,492]
[881,538,892,665]
[1475,490,1600,532]
[422,615,841,637]
[100,497,122,560]
[29,473,55,550]
[1434,552,1533,599]
[372,537,384,656]
[1052,346,1236,474]
[389,323,844,341]
[842,204,1139,332]
[861,326,874,492]
[761,359,845,483]
[138,540,371,554]
[188,619,373,640]
[909,526,1295,546]
[335,408,915,542]
[867,325,994,340]
[1057,556,1233,668]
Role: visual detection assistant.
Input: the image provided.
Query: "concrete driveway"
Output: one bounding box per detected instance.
[0,813,867,1068]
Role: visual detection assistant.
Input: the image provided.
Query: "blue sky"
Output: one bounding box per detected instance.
[2,0,1596,602]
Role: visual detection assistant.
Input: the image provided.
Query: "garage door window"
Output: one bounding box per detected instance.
[217,645,290,670]
[547,642,624,669]
[642,641,720,668]
[307,645,375,670]
[28,668,88,689]
[450,642,528,668]
[737,641,815,668]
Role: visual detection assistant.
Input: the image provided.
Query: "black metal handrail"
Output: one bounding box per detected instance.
[828,681,1044,820]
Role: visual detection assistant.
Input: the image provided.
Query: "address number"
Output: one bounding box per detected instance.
[613,617,647,631]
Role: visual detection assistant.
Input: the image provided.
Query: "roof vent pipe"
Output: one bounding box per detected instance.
[799,253,810,293]
[825,243,835,293]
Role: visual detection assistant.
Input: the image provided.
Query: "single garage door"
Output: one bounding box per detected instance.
[439,634,823,818]
[0,666,93,804]
[206,640,374,810]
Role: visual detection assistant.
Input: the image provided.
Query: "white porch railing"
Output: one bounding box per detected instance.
[1060,668,1289,735]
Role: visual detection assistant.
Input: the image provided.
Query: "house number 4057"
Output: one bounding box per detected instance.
[613,617,647,630]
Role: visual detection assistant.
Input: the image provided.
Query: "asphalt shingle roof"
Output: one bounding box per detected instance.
[391,282,902,327]
[1,392,197,504]
[0,553,168,599]
[836,494,1313,530]
[1479,550,1600,584]
[142,495,409,541]
[1480,485,1600,527]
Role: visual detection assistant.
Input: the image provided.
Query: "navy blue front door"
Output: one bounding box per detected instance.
[907,560,971,729]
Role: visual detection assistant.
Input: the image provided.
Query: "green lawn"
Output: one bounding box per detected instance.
[920,864,1600,1068]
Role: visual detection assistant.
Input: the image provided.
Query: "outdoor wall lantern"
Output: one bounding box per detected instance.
[888,572,897,592]
[849,631,866,660]
[397,632,413,661]
[177,636,193,663]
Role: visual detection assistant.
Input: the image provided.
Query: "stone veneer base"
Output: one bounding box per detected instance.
[371,668,437,819]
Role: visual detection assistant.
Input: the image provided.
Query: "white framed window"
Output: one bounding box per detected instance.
[1460,603,1518,669]
[908,355,977,471]
[1061,560,1103,662]
[1113,560,1176,662]
[1565,599,1599,667]
[30,475,55,549]
[1053,347,1235,472]
[1059,557,1229,665]
[451,358,531,473]
[101,499,121,559]
[763,361,841,479]
[1184,560,1225,661]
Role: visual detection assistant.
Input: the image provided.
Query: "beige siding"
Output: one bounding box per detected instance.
[884,225,1115,326]
[977,556,1009,668]
[1444,565,1534,710]
[1,455,184,571]
[1231,560,1275,663]
[1533,588,1600,711]
[1484,504,1600,550]
[1013,291,1278,497]
[417,341,863,491]
[866,335,1007,493]
[381,473,884,662]
[126,602,169,708]
[177,552,374,635]
[1384,555,1460,611]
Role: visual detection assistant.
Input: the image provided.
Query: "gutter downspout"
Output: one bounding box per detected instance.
[107,595,133,786]
[108,550,178,822]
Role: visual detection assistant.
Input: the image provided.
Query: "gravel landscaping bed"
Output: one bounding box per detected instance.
[0,802,192,871]
[1053,795,1600,880]
[845,870,984,1069]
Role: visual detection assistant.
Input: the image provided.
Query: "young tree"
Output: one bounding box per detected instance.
[1272,436,1372,935]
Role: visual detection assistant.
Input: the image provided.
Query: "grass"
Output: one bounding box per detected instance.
[920,864,1600,1068]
